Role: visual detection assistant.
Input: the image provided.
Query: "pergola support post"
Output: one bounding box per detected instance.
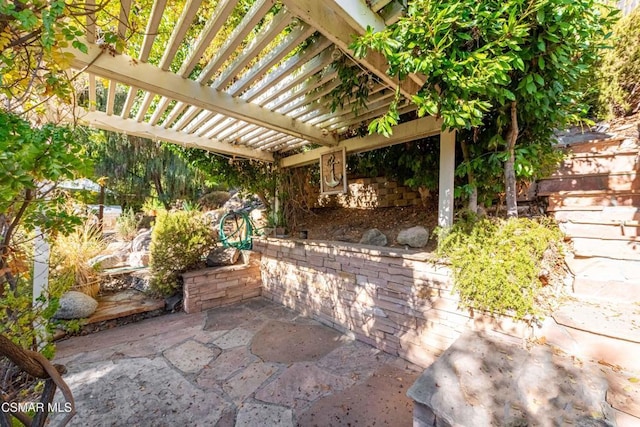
[438,130,456,229]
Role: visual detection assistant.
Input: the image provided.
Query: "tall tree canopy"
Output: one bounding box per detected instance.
[353,0,618,216]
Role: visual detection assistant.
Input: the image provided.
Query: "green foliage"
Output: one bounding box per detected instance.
[597,5,640,117]
[198,191,231,210]
[149,211,217,296]
[0,110,91,354]
[53,318,86,335]
[436,215,563,319]
[351,0,617,210]
[85,129,212,210]
[174,146,276,208]
[0,1,117,112]
[348,136,440,190]
[115,208,139,242]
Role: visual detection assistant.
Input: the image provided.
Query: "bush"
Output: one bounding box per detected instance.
[115,208,138,241]
[597,6,640,118]
[198,190,231,210]
[49,218,105,298]
[149,211,217,296]
[436,215,563,320]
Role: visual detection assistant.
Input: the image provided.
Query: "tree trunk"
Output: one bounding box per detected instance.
[152,174,170,210]
[460,138,478,214]
[504,101,519,218]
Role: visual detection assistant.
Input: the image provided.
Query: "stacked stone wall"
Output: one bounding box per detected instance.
[308,177,423,209]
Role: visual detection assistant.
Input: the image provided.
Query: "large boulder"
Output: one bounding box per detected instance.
[131,229,152,252]
[128,251,150,268]
[206,247,240,267]
[88,253,127,269]
[359,229,388,246]
[397,226,429,248]
[54,291,98,319]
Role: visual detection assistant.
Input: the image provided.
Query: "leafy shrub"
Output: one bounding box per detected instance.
[436,215,563,320]
[149,211,217,296]
[597,6,640,117]
[198,190,231,210]
[115,208,138,241]
[50,218,105,298]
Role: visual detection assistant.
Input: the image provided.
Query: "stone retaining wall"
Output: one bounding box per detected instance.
[182,253,262,313]
[310,177,423,209]
[253,238,531,368]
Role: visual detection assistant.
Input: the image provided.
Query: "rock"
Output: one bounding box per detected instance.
[397,226,429,248]
[359,228,387,246]
[131,229,152,252]
[128,251,150,267]
[88,253,127,269]
[131,271,152,292]
[105,241,131,254]
[54,291,98,319]
[206,247,240,267]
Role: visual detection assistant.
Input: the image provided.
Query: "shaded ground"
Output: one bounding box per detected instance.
[50,298,422,426]
[296,202,438,250]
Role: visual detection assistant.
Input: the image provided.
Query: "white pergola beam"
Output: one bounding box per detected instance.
[332,0,386,32]
[254,49,333,107]
[88,74,96,111]
[179,0,238,77]
[117,0,132,43]
[85,0,96,43]
[69,41,336,146]
[160,0,203,71]
[280,116,441,168]
[139,0,168,62]
[121,86,138,119]
[106,80,117,115]
[227,21,314,97]
[197,0,275,84]
[214,8,292,90]
[79,110,274,162]
[240,37,332,102]
[282,0,419,99]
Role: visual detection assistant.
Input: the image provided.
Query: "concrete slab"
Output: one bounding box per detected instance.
[163,339,220,373]
[251,320,343,363]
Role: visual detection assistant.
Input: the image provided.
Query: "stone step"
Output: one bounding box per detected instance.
[538,172,639,195]
[565,255,640,282]
[573,278,640,303]
[547,190,640,211]
[537,299,640,372]
[551,151,639,176]
[559,220,640,240]
[553,207,640,222]
[572,237,640,260]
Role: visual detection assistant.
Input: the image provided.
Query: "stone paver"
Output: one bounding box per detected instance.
[163,339,220,373]
[236,403,293,427]
[213,328,255,349]
[50,297,423,426]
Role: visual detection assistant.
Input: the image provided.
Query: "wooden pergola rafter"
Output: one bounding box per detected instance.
[69,0,456,227]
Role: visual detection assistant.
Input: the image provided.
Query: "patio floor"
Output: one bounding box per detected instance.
[49,297,424,426]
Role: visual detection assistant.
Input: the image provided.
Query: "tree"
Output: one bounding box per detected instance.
[0,1,124,114]
[352,0,617,216]
[86,129,214,210]
[0,110,91,355]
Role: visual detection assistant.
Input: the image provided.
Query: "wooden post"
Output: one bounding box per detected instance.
[438,130,456,229]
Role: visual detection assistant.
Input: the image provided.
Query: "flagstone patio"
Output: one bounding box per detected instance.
[49,297,425,426]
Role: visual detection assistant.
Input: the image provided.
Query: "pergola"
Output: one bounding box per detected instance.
[67,0,455,227]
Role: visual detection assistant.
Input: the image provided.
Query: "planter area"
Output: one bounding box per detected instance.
[253,237,531,368]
